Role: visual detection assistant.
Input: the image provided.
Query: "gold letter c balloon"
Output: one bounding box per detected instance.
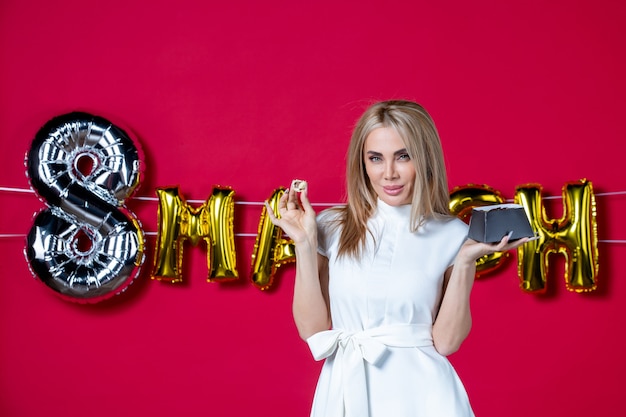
[449,184,508,277]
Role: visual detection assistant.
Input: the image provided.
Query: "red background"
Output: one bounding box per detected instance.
[1,1,625,416]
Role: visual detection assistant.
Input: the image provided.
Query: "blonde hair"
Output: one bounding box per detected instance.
[336,100,451,259]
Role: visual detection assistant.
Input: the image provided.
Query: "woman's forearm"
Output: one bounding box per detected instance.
[432,259,475,356]
[292,240,331,340]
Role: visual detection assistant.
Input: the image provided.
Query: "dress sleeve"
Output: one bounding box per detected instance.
[316,208,341,258]
[447,218,470,268]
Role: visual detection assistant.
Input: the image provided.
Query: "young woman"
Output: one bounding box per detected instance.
[266,100,528,417]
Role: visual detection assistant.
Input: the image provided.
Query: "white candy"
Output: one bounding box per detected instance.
[291,179,307,192]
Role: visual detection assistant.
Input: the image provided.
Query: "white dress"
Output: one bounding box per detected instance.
[307,199,474,417]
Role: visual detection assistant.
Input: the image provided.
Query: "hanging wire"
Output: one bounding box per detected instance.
[1,186,625,242]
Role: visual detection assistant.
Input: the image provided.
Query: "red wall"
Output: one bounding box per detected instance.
[1,1,625,416]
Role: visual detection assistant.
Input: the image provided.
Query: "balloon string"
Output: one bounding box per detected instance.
[141,231,259,237]
[1,232,271,239]
[3,185,626,205]
[0,186,34,194]
[0,186,337,207]
[2,186,626,241]
[2,232,623,243]
[505,190,626,201]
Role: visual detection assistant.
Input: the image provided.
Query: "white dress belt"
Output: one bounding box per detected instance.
[307,323,434,417]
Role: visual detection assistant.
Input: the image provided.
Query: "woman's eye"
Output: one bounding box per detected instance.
[369,156,382,162]
[398,153,410,161]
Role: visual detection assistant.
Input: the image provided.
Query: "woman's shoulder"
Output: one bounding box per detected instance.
[423,214,469,236]
[316,205,345,225]
[316,206,344,256]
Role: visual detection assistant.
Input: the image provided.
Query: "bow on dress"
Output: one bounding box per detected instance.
[307,323,434,417]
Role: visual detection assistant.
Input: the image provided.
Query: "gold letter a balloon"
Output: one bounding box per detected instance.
[250,188,296,290]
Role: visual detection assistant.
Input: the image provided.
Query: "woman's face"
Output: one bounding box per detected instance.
[363,127,416,206]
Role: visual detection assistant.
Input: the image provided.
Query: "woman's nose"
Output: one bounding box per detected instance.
[383,161,397,179]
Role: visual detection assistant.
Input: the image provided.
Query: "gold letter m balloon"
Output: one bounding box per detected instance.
[515,180,598,293]
[152,186,238,283]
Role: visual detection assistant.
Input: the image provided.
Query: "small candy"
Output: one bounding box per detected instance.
[291,179,307,192]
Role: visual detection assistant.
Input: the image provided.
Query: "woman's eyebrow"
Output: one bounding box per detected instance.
[365,148,408,156]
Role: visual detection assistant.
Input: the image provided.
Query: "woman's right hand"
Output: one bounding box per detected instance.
[264,185,317,246]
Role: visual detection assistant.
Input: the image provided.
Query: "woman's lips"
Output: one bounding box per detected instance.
[383,185,404,196]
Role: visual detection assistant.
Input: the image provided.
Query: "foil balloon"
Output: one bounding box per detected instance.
[449,184,508,276]
[251,188,296,290]
[514,179,598,293]
[25,112,145,303]
[152,186,238,283]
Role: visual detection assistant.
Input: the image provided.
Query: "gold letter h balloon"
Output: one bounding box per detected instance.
[515,179,598,293]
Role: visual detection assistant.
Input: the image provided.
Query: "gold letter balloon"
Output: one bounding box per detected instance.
[514,179,598,293]
[250,188,296,290]
[449,184,509,277]
[151,186,238,283]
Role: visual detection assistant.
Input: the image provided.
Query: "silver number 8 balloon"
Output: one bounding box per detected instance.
[25,112,145,303]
